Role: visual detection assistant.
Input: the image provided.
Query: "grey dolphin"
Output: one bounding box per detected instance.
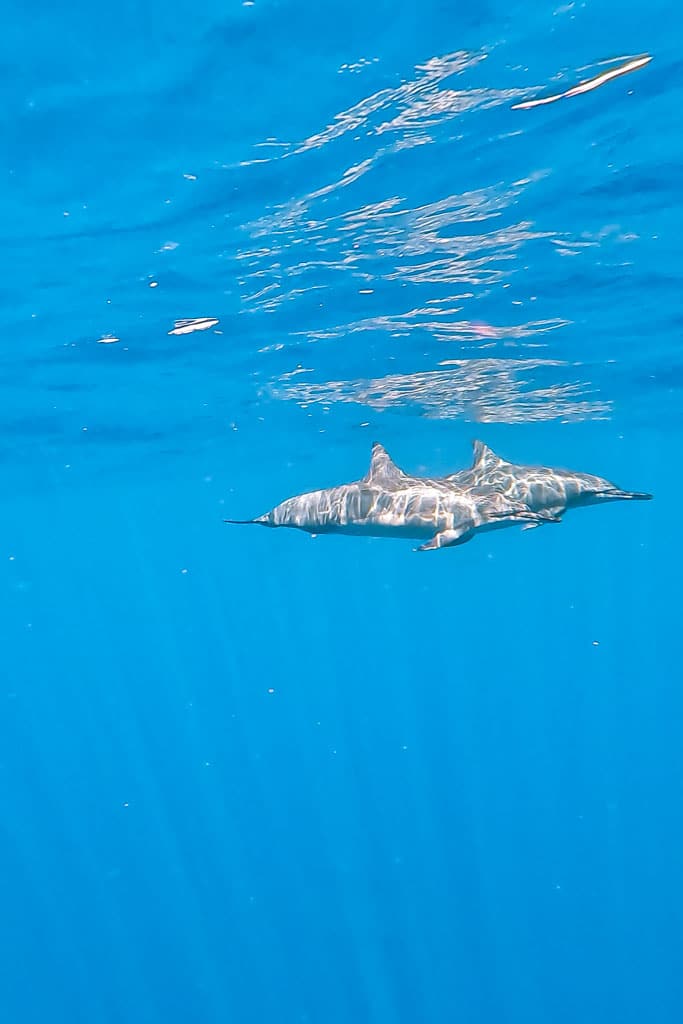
[443,440,653,528]
[225,442,558,551]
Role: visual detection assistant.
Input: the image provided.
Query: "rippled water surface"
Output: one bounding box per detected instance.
[1,2,680,1022]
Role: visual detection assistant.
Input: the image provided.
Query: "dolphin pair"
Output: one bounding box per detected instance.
[226,440,652,552]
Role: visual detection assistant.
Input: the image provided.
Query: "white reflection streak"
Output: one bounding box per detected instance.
[167,318,219,336]
[511,54,652,110]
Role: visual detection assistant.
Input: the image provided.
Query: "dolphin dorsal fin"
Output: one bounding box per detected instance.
[365,442,404,483]
[472,439,505,472]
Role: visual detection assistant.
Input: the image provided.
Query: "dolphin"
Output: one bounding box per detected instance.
[225,442,559,551]
[442,439,653,528]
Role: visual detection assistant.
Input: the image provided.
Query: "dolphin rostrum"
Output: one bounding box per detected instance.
[225,442,559,551]
[442,440,653,529]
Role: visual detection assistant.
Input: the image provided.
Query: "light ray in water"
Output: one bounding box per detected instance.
[511,54,652,111]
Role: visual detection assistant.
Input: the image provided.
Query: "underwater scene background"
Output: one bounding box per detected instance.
[1,1,680,1021]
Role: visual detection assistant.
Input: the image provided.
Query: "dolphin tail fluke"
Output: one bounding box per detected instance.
[594,488,653,501]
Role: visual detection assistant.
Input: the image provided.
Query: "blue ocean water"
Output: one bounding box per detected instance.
[1,1,680,1020]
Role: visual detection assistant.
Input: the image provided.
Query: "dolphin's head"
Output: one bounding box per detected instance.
[225,489,329,532]
[252,511,277,526]
[269,491,328,530]
[562,470,652,507]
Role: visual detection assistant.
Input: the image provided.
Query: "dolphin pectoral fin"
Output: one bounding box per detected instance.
[415,527,473,552]
[487,505,560,527]
[521,508,563,530]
